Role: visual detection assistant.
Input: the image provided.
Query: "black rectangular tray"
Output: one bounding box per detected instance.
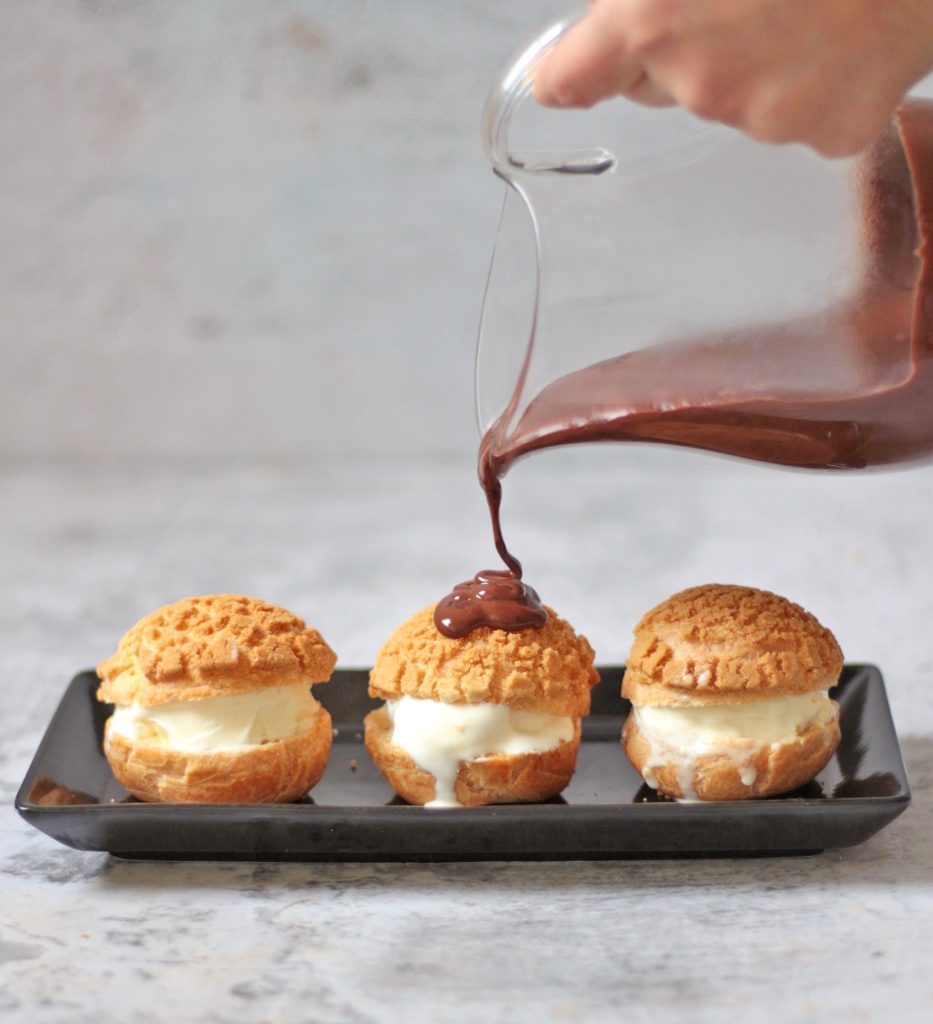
[15,665,910,861]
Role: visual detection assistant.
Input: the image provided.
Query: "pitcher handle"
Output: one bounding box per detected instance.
[481,13,616,175]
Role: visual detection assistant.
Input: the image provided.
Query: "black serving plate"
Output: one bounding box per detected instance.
[15,665,910,861]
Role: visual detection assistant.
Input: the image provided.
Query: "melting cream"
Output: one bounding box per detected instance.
[634,690,836,801]
[108,684,319,751]
[386,696,574,808]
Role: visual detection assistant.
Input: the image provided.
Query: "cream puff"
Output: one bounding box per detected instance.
[364,605,599,807]
[622,584,842,801]
[96,594,337,803]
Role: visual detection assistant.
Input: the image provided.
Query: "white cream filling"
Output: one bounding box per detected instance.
[108,683,319,752]
[634,689,836,801]
[386,696,574,809]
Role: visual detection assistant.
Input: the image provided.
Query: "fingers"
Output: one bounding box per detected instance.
[734,71,899,157]
[531,0,915,156]
[534,7,646,108]
[625,73,676,108]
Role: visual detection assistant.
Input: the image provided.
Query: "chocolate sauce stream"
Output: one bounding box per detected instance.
[434,569,547,638]
[479,431,521,577]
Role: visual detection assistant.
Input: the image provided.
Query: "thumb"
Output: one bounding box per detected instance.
[533,7,638,108]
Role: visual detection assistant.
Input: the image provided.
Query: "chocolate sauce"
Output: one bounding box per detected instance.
[478,100,933,572]
[434,569,547,638]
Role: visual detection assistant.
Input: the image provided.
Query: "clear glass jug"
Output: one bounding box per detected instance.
[476,16,933,478]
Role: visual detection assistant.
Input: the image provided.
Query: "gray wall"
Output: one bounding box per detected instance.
[2,0,568,461]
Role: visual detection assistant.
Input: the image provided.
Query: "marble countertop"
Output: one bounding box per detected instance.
[3,453,932,1023]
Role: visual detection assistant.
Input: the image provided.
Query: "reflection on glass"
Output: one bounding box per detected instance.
[632,779,828,804]
[835,677,869,779]
[28,775,98,806]
[833,772,901,798]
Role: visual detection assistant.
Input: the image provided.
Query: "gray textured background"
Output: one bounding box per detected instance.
[2,0,569,461]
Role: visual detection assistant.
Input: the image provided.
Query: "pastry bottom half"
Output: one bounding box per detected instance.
[622,704,840,801]
[103,706,333,803]
[363,705,581,807]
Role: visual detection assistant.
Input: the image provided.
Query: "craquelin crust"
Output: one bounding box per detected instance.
[623,584,843,701]
[363,705,581,806]
[97,594,337,706]
[103,704,333,803]
[368,605,599,717]
[622,704,841,801]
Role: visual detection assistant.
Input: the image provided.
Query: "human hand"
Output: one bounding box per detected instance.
[533,0,933,156]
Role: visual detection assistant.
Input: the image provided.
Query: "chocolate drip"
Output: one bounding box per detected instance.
[434,570,547,638]
[478,430,522,577]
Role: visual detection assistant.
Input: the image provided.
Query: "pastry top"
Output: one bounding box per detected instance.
[368,605,599,717]
[97,594,337,707]
[623,584,842,707]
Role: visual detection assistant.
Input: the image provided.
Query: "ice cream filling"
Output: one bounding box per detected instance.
[633,689,837,801]
[385,696,575,809]
[108,683,320,752]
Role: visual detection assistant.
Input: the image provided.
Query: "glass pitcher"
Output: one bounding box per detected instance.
[476,15,933,477]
